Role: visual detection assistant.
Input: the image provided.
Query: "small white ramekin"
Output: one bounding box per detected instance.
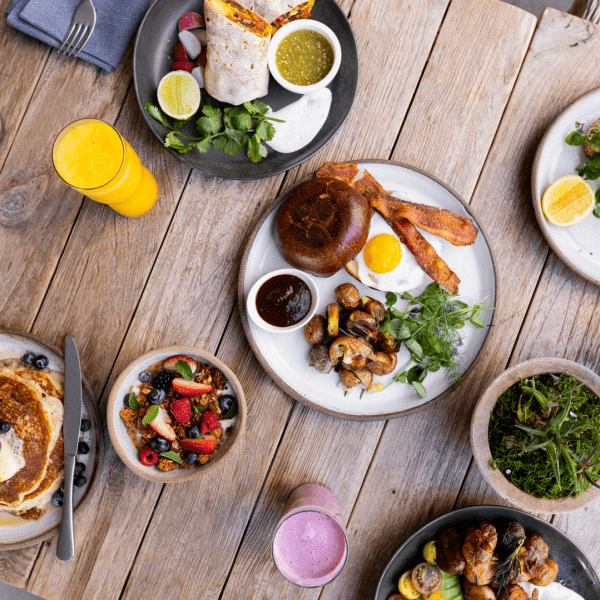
[246,268,319,333]
[268,20,342,95]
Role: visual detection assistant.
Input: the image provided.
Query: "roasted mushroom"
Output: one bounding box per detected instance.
[462,580,496,600]
[373,331,401,354]
[367,351,398,376]
[339,367,372,391]
[530,558,558,586]
[411,562,442,597]
[524,534,549,568]
[361,298,386,323]
[327,303,340,337]
[335,283,360,310]
[309,344,333,374]
[463,523,498,565]
[330,336,376,366]
[304,315,326,345]
[341,354,369,371]
[346,310,379,337]
[437,528,466,575]
[497,583,536,600]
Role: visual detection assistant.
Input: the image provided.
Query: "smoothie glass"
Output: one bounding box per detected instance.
[272,484,348,587]
[52,118,157,217]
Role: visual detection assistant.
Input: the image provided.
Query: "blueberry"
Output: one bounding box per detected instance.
[22,351,37,366]
[124,393,132,406]
[80,419,91,432]
[74,462,86,476]
[74,475,87,488]
[0,422,11,433]
[34,355,49,370]
[218,395,235,413]
[153,371,176,391]
[149,437,170,453]
[138,371,151,384]
[148,388,166,405]
[187,425,201,438]
[51,491,64,507]
[78,441,89,455]
[184,452,199,465]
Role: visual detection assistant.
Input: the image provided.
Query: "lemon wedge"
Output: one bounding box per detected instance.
[157,71,201,120]
[542,175,595,227]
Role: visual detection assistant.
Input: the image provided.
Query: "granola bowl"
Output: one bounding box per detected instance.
[106,346,246,483]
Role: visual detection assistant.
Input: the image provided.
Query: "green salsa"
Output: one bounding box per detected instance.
[275,30,335,86]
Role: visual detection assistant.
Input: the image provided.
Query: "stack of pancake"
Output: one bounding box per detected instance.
[0,361,64,520]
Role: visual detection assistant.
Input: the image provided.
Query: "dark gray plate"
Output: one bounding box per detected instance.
[374,506,600,600]
[133,0,359,180]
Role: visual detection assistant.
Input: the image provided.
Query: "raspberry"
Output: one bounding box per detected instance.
[200,411,220,434]
[171,398,192,425]
[139,445,158,466]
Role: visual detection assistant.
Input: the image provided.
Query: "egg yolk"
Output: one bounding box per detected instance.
[363,233,402,273]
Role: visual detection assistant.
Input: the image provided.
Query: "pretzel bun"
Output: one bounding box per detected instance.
[277,178,371,277]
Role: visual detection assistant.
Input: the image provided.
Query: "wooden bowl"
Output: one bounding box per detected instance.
[106,346,246,483]
[471,357,600,513]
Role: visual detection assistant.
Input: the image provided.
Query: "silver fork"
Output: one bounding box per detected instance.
[57,0,97,58]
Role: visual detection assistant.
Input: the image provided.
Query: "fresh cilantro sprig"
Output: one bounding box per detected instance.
[381,283,492,398]
[144,96,283,163]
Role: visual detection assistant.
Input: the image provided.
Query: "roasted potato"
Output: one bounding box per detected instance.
[530,558,558,586]
[524,534,549,568]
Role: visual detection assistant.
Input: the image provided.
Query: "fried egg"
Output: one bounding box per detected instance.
[351,211,443,293]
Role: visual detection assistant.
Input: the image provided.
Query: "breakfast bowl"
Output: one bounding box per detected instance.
[267,20,342,95]
[246,268,319,333]
[471,357,600,513]
[107,346,246,483]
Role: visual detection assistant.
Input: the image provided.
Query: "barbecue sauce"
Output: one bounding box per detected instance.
[256,274,311,327]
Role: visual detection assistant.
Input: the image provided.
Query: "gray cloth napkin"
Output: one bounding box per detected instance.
[6,0,151,72]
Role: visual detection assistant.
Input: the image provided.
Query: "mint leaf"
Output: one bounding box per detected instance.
[223,399,238,420]
[128,393,141,410]
[176,359,194,380]
[145,101,171,129]
[142,405,159,425]
[165,132,193,154]
[252,99,269,115]
[194,405,209,414]
[565,131,586,146]
[160,451,182,464]
[255,120,275,141]
[247,133,267,163]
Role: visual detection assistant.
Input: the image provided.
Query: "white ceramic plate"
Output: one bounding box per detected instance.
[239,161,497,420]
[532,86,600,284]
[0,330,102,549]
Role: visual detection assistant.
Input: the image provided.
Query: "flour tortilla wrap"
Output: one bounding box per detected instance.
[204,0,272,105]
[248,0,314,30]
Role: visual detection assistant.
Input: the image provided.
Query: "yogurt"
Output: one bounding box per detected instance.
[0,430,25,482]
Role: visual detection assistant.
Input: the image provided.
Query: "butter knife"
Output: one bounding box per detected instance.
[57,336,82,562]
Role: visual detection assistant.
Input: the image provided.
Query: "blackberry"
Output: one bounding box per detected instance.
[152,370,176,390]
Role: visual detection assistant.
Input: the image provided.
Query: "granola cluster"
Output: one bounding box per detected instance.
[120,359,232,471]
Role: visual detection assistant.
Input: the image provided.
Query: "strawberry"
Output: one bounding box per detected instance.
[162,354,198,373]
[171,61,195,73]
[172,378,213,397]
[172,42,188,62]
[139,445,158,466]
[180,437,216,455]
[200,411,220,434]
[171,398,192,425]
[148,406,176,441]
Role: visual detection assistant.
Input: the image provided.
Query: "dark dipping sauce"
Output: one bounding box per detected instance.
[256,274,312,327]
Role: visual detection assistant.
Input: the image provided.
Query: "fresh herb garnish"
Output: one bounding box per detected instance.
[159,450,182,464]
[128,392,141,410]
[380,283,491,397]
[489,374,600,499]
[193,405,209,414]
[223,399,238,420]
[142,405,159,425]
[144,95,283,163]
[176,360,194,381]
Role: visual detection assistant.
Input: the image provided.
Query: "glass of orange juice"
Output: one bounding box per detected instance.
[52,118,158,217]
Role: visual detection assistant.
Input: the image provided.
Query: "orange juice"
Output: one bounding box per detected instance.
[53,119,157,217]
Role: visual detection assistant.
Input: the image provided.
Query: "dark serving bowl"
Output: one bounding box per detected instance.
[374,505,600,600]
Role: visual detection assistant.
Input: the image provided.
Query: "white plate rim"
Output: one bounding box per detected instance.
[238,159,499,421]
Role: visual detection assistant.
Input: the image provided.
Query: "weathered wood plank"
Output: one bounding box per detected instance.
[0,545,39,589]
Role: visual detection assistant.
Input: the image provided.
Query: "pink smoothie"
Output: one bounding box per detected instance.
[273,510,348,587]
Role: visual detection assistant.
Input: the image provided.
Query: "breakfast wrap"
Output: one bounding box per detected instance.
[247,0,315,31]
[204,0,272,105]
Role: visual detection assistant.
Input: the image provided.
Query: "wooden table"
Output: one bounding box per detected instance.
[1,1,600,598]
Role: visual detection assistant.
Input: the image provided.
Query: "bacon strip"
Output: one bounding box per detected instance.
[389,218,460,294]
[355,169,386,195]
[316,162,359,185]
[368,193,477,246]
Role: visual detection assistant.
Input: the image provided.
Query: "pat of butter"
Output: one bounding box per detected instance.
[0,432,25,482]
